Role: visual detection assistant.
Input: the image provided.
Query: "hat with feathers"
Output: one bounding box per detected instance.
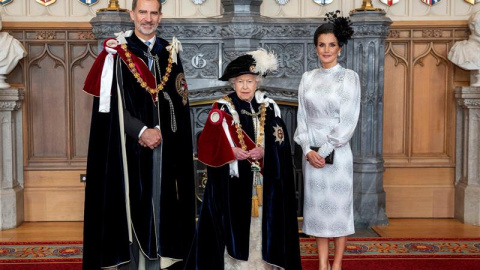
[322,10,354,46]
[219,48,278,81]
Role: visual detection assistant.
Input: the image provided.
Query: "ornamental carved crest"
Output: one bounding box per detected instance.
[379,0,399,6]
[78,0,99,6]
[0,0,13,6]
[275,0,290,5]
[420,0,441,6]
[312,0,334,5]
[35,0,56,6]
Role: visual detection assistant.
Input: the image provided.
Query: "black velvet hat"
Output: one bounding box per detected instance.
[219,49,278,81]
[219,54,257,81]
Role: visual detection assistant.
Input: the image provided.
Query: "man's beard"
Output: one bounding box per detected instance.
[136,22,159,36]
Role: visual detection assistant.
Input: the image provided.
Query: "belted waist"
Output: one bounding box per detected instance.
[309,117,339,126]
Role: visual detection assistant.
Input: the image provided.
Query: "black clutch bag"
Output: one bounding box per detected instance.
[310,146,334,164]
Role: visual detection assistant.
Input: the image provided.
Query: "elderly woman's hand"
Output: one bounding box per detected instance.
[306,151,325,169]
[232,147,250,160]
[248,147,264,161]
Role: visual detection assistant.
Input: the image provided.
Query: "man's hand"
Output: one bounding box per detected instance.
[306,151,325,169]
[248,147,264,161]
[232,147,250,160]
[139,128,162,149]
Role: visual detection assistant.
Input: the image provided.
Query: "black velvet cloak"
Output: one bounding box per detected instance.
[185,93,302,270]
[82,33,195,269]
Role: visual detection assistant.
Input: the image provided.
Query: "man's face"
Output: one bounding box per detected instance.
[130,0,162,40]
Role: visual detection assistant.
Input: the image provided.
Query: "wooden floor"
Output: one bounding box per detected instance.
[1,218,480,242]
[372,218,480,238]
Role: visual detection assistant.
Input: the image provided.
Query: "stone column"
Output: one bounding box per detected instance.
[0,88,24,230]
[220,0,264,67]
[90,11,132,52]
[455,87,480,226]
[348,10,392,228]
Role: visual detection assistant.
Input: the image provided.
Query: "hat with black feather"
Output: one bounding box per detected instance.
[315,10,354,47]
[219,48,278,81]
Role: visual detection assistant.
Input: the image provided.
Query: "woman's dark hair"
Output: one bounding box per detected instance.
[314,10,354,47]
[314,23,335,46]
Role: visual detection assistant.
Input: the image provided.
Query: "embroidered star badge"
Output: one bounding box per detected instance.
[273,124,284,144]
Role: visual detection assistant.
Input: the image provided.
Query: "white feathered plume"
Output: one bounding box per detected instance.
[246,48,278,76]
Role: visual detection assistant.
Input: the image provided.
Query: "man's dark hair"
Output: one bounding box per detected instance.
[132,0,162,12]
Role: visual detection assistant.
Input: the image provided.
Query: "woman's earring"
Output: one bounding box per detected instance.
[338,52,342,57]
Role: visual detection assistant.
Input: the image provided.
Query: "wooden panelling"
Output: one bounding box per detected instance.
[372,218,480,238]
[384,168,454,217]
[384,42,408,157]
[3,22,92,29]
[5,26,98,169]
[29,43,68,158]
[4,24,96,221]
[383,21,467,218]
[23,170,85,221]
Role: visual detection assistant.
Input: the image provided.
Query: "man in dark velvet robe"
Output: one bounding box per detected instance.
[82,0,195,269]
[185,51,302,270]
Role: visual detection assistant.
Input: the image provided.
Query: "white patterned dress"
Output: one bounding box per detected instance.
[294,64,360,238]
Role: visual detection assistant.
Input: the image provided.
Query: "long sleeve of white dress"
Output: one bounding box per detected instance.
[318,70,360,157]
[294,66,361,158]
[294,72,312,156]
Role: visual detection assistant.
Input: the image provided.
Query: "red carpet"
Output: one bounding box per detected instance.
[302,259,480,270]
[1,238,479,269]
[300,237,480,270]
[0,263,80,270]
[0,241,82,270]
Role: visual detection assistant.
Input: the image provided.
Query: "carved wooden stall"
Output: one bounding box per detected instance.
[5,22,97,221]
[383,21,469,218]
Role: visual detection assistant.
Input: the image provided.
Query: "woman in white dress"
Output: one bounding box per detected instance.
[294,11,360,270]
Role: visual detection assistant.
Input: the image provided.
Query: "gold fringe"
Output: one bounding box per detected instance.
[251,195,259,217]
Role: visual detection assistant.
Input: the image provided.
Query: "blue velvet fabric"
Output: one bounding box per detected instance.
[83,33,195,269]
[184,93,302,270]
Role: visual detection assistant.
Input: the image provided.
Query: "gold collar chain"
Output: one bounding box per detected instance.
[241,108,262,117]
[223,96,266,149]
[223,95,266,218]
[121,44,173,96]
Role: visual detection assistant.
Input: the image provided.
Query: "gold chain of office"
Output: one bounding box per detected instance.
[222,96,266,217]
[223,96,266,149]
[121,43,173,95]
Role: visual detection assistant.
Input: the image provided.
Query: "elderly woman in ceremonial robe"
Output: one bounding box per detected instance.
[185,49,302,270]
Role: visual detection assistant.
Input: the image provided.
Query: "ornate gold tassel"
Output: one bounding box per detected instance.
[251,195,259,217]
[256,184,263,206]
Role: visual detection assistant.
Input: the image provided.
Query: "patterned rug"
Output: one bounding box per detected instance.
[301,237,480,270]
[0,241,82,270]
[0,238,479,269]
[300,237,480,258]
